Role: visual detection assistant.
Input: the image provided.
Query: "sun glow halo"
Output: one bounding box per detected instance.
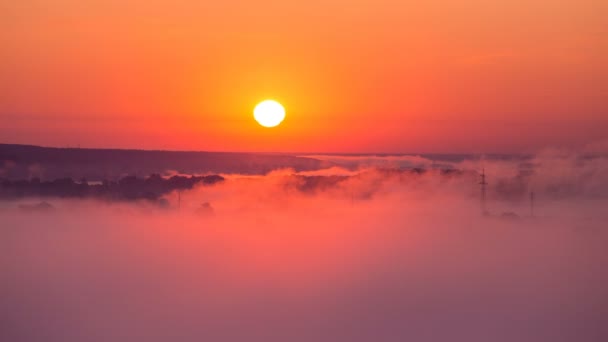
[253,100,285,128]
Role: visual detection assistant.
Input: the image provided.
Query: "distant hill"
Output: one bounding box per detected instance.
[0,144,327,180]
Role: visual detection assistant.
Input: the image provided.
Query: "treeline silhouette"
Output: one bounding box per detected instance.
[0,174,224,201]
[1,166,540,205]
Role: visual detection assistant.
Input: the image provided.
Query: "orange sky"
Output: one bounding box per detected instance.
[1,0,607,153]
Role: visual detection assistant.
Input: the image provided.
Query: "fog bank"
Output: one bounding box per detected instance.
[2,152,608,342]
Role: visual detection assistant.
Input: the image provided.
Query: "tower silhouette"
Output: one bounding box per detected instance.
[479,168,488,216]
[530,191,535,217]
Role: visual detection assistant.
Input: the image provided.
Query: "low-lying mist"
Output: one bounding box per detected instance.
[2,151,608,342]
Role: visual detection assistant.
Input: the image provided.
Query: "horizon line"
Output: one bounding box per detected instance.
[0,142,530,157]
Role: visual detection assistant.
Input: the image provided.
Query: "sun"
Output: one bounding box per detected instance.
[253,100,285,127]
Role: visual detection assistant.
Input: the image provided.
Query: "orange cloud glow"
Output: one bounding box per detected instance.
[1,0,607,152]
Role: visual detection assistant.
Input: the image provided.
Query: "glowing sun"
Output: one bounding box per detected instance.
[253,100,285,127]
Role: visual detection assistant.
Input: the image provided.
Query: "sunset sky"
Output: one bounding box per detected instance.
[1,0,607,153]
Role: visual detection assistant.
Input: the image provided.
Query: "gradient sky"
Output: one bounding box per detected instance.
[1,0,607,153]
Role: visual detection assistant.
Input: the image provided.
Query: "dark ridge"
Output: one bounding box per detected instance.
[0,144,327,180]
